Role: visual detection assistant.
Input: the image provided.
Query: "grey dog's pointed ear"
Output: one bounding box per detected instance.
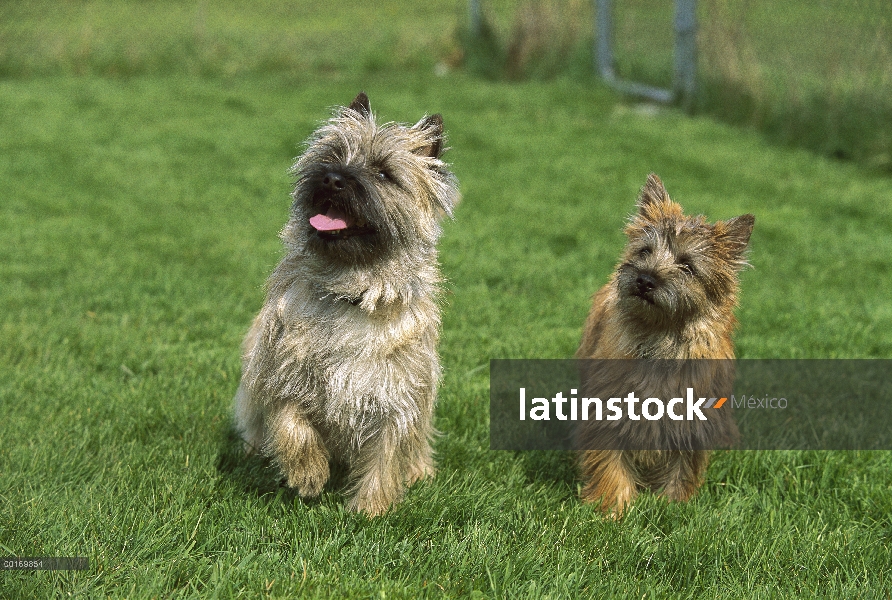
[348,92,371,118]
[412,113,444,158]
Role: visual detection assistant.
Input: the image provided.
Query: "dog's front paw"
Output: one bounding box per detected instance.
[282,448,330,498]
[659,479,701,503]
[580,480,637,519]
[346,488,400,517]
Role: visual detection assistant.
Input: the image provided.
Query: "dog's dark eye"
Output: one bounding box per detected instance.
[638,247,652,258]
[376,170,390,182]
[679,259,696,276]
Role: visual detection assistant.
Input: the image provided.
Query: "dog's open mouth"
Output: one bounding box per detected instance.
[309,202,375,240]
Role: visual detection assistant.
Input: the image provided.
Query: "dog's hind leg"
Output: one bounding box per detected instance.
[233,380,266,455]
[657,449,709,503]
[403,391,437,487]
[403,425,436,488]
[345,421,415,517]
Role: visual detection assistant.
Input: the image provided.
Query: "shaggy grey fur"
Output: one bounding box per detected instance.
[234,92,459,516]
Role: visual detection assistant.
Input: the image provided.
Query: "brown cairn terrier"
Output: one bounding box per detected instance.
[576,174,753,516]
[233,92,459,516]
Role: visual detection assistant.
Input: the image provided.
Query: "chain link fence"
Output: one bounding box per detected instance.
[465,0,892,169]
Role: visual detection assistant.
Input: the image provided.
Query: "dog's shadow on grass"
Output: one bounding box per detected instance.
[215,425,350,507]
[216,426,580,505]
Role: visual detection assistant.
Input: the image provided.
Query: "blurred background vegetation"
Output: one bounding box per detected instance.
[2,1,890,170]
[463,0,892,170]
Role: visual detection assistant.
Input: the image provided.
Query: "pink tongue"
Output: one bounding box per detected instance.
[309,206,353,231]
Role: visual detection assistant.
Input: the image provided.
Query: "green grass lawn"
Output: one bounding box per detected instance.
[2,69,891,599]
[2,3,892,598]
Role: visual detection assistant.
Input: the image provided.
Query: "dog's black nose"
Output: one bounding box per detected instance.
[322,172,346,191]
[635,273,657,295]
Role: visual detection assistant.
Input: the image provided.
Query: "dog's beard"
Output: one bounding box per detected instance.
[295,171,402,265]
[616,264,703,329]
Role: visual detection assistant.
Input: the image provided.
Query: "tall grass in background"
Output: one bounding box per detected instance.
[0,0,463,78]
[459,0,892,171]
[697,0,892,170]
[5,0,890,171]
[459,0,593,81]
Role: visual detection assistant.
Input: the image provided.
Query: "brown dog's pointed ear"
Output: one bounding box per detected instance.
[412,113,444,158]
[348,92,371,118]
[632,173,685,222]
[721,214,755,259]
[637,173,669,215]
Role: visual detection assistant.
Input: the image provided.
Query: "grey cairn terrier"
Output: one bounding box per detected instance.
[234,92,460,516]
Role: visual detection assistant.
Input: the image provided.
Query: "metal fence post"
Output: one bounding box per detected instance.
[674,0,697,111]
[595,0,697,107]
[595,0,614,80]
[469,0,482,38]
